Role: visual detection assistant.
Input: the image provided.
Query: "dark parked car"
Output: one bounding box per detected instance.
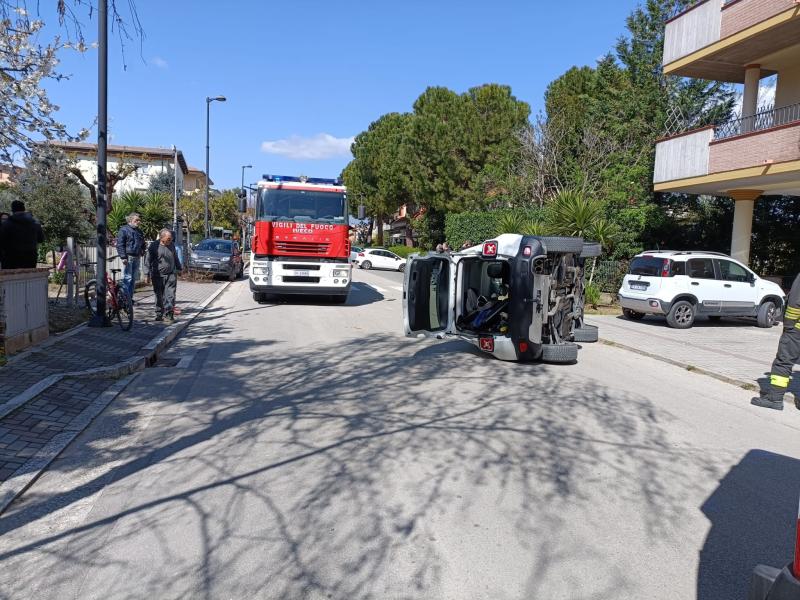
[189,239,244,280]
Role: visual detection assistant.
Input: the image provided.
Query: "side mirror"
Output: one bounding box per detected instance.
[358,204,366,220]
[237,195,247,213]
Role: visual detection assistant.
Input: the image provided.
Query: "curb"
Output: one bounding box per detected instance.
[0,374,139,516]
[0,282,230,421]
[598,338,759,391]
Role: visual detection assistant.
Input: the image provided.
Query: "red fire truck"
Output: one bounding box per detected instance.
[248,175,352,303]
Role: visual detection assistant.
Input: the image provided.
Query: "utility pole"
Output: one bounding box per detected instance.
[89,0,110,327]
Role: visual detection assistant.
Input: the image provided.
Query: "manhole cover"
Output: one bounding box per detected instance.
[155,357,180,367]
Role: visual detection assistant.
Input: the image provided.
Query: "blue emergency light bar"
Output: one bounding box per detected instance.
[263,174,343,185]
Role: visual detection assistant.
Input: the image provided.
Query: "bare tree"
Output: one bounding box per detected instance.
[68,159,137,211]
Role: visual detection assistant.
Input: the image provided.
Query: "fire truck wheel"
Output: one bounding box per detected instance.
[361,260,372,270]
[253,292,268,303]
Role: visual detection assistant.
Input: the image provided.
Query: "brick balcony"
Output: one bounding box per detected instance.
[664,0,800,81]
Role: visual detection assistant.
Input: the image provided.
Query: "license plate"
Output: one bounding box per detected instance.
[293,270,310,277]
[201,263,212,269]
[630,282,648,291]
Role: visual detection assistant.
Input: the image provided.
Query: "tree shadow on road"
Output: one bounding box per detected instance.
[697,449,800,600]
[0,320,758,599]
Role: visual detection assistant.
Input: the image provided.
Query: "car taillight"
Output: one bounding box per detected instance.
[661,259,671,277]
[358,252,365,257]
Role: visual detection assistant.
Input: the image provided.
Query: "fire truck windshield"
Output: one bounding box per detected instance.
[257,188,347,224]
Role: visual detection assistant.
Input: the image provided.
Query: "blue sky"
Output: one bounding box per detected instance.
[43,0,644,190]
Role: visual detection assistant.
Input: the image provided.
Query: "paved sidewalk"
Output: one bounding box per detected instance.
[0,280,228,501]
[586,314,798,394]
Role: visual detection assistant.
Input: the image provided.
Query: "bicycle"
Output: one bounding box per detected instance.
[83,258,134,331]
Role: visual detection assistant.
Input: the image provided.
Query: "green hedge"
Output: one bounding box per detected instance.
[386,245,418,258]
[445,208,543,249]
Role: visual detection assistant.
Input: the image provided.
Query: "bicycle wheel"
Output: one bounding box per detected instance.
[84,279,98,313]
[116,289,134,331]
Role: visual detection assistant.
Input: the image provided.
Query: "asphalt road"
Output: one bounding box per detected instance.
[1,269,800,600]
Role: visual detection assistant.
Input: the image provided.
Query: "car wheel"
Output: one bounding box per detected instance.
[573,324,598,343]
[398,263,406,273]
[541,342,579,364]
[756,300,778,328]
[539,236,584,255]
[361,260,372,270]
[666,300,696,329]
[580,242,602,258]
[622,308,645,321]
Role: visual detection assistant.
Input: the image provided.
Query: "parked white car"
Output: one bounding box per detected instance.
[618,251,786,329]
[350,246,363,263]
[355,248,406,272]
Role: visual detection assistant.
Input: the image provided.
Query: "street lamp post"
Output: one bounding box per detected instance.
[89,0,110,327]
[241,164,252,193]
[205,95,226,238]
[240,165,252,247]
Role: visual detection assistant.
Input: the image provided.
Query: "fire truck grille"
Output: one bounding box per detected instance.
[275,241,331,254]
[283,276,321,284]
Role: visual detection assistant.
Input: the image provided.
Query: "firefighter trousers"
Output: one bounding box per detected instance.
[769,276,800,391]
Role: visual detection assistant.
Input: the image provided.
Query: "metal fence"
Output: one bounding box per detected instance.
[75,245,146,291]
[714,103,800,140]
[586,259,628,294]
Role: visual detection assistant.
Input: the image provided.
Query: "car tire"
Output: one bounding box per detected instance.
[541,342,579,364]
[573,324,599,343]
[252,292,264,303]
[666,300,696,329]
[622,308,645,321]
[398,263,406,273]
[361,260,372,270]
[756,300,778,328]
[580,242,602,258]
[539,236,584,255]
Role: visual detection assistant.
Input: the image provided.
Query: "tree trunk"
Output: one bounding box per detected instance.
[376,214,384,247]
[405,223,414,247]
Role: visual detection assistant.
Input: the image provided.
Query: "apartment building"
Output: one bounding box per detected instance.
[45,141,189,195]
[654,0,800,264]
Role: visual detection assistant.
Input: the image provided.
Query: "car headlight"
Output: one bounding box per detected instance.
[332,269,349,278]
[220,256,230,262]
[191,253,198,260]
[253,267,268,275]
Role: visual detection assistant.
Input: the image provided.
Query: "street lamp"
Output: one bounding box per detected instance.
[241,164,252,193]
[205,95,226,238]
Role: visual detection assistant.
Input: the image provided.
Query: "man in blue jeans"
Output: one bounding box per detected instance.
[115,212,145,302]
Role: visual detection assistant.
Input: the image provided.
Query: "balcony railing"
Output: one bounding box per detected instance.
[713,103,800,140]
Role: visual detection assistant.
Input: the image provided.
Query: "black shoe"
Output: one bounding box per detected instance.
[154,314,164,322]
[751,396,784,410]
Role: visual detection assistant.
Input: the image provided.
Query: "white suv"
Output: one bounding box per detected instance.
[618,251,786,329]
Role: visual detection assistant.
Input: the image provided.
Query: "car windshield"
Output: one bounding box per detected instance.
[257,188,347,223]
[630,256,664,276]
[196,240,232,253]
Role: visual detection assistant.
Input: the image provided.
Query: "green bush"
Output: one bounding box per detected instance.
[445,208,544,248]
[387,245,417,258]
[584,283,601,308]
[50,270,66,285]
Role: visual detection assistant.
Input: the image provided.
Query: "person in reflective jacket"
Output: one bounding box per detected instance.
[752,273,800,410]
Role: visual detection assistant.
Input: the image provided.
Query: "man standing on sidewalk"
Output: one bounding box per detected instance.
[115,213,145,302]
[752,273,800,410]
[145,229,182,322]
[0,200,44,269]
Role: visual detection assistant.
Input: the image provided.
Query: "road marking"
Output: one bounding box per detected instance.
[370,284,387,293]
[392,286,404,292]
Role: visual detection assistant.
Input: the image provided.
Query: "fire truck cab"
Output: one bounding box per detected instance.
[248,175,352,303]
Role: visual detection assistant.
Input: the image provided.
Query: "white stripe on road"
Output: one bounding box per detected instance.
[392,286,404,292]
[369,285,387,293]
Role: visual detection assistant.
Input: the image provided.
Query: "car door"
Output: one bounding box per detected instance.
[387,251,403,269]
[403,253,458,338]
[714,259,758,315]
[375,250,392,269]
[686,257,723,315]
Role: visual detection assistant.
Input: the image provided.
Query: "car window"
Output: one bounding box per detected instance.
[671,261,686,276]
[629,257,664,276]
[687,258,715,279]
[717,260,749,282]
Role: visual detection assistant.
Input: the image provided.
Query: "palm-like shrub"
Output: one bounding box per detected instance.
[139,193,171,240]
[107,191,143,236]
[547,189,605,237]
[494,211,527,235]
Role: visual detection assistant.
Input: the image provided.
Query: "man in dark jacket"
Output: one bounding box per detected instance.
[145,228,182,322]
[752,273,800,410]
[115,212,145,302]
[0,200,44,269]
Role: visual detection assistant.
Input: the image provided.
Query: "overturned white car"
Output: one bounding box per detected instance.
[402,234,601,363]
